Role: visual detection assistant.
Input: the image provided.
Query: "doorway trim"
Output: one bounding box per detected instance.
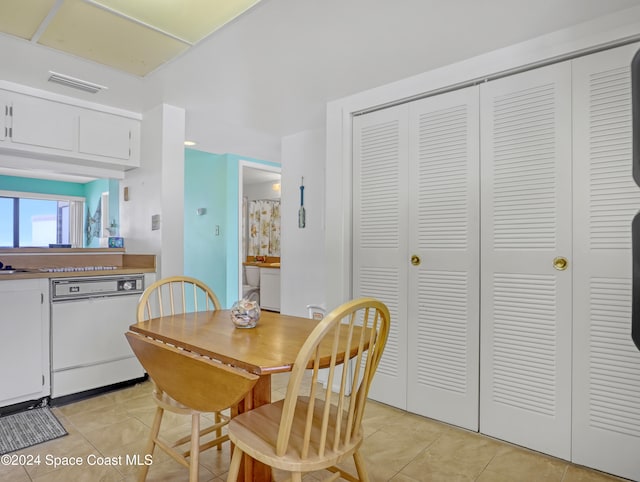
[237,160,282,301]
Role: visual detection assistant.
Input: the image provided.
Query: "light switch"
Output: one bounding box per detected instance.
[151,214,160,231]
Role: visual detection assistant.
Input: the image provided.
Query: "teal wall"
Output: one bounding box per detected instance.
[0,175,85,197]
[184,149,279,308]
[0,175,119,247]
[184,150,228,304]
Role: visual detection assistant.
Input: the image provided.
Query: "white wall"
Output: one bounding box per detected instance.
[186,116,281,165]
[280,128,326,317]
[120,103,185,278]
[244,181,281,201]
[159,104,186,277]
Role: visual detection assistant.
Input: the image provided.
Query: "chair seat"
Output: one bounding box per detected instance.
[228,396,363,473]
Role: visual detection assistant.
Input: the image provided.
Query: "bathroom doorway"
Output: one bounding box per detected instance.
[238,161,282,304]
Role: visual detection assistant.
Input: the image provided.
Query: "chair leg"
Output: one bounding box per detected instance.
[139,406,163,482]
[189,413,200,482]
[215,411,223,450]
[353,450,370,482]
[292,472,303,482]
[226,445,244,482]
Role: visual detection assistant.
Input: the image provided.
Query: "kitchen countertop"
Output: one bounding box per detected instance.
[0,249,156,280]
[244,262,280,269]
[0,267,155,280]
[243,256,280,269]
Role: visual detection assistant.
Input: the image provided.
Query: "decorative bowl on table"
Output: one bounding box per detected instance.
[230,299,261,328]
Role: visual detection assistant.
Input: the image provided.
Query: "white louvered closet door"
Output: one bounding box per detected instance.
[353,104,409,408]
[406,87,480,430]
[479,62,573,459]
[571,43,640,482]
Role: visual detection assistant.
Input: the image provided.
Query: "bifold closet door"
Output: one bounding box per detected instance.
[479,61,573,459]
[571,42,640,481]
[406,86,480,431]
[353,104,409,409]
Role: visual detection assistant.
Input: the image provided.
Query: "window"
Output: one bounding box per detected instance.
[0,192,84,248]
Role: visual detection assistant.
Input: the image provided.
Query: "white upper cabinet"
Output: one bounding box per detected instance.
[78,109,140,163]
[10,91,76,152]
[0,87,141,170]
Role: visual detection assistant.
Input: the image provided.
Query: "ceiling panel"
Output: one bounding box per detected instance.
[90,0,261,43]
[0,0,56,40]
[38,0,189,77]
[0,0,262,77]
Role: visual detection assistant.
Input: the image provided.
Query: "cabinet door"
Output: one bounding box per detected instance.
[78,110,139,163]
[353,104,409,409]
[571,42,640,482]
[259,268,281,312]
[0,93,7,143]
[479,62,573,459]
[10,92,76,152]
[406,86,480,430]
[0,280,48,405]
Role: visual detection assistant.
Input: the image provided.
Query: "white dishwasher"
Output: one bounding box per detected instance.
[50,275,146,399]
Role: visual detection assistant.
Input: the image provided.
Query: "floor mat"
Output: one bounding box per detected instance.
[0,407,68,455]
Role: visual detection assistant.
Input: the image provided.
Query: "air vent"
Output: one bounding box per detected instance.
[47,71,107,93]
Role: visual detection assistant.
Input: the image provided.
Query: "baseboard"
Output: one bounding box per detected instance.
[49,375,148,407]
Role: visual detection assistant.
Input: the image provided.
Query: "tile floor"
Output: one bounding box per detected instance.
[0,374,629,482]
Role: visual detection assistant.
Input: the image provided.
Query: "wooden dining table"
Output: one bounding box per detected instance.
[128,308,358,482]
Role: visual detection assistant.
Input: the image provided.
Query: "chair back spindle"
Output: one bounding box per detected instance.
[137,275,221,322]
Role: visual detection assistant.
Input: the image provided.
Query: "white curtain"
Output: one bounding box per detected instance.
[69,200,84,248]
[247,200,281,256]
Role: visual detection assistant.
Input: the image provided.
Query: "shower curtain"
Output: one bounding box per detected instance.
[247,199,281,256]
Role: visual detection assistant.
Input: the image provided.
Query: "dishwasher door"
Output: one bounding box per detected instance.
[51,294,143,398]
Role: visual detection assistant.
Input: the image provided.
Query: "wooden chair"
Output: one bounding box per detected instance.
[137,275,221,321]
[126,332,258,482]
[225,297,391,482]
[133,276,245,481]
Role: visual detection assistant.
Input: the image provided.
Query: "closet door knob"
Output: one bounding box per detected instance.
[553,257,568,271]
[411,255,421,266]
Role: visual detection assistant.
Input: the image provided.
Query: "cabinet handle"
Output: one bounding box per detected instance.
[553,256,568,271]
[411,255,421,266]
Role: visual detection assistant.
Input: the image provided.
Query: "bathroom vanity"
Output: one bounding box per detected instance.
[260,267,280,312]
[243,257,280,311]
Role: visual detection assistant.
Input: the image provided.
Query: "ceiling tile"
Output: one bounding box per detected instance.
[0,0,57,40]
[38,0,190,76]
[90,0,262,43]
